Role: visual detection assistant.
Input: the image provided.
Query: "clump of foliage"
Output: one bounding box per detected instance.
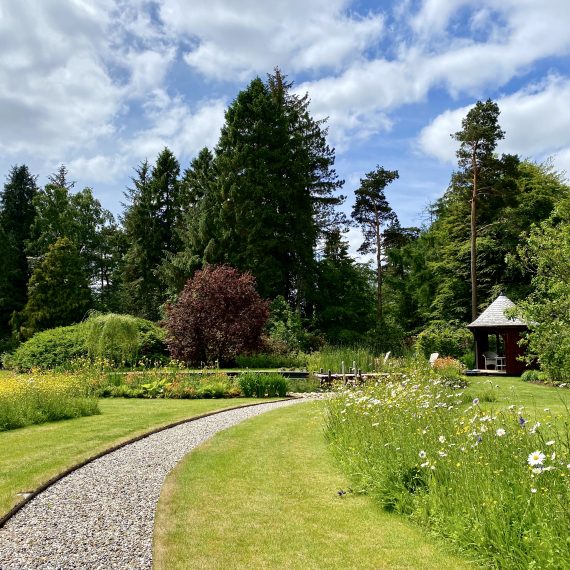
[431,356,466,384]
[0,371,99,431]
[415,320,472,359]
[264,295,315,354]
[3,314,167,371]
[165,265,269,366]
[84,312,166,366]
[521,370,541,383]
[94,370,258,399]
[238,372,288,398]
[2,323,89,371]
[326,361,570,568]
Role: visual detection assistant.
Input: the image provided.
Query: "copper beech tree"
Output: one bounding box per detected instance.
[164,265,269,366]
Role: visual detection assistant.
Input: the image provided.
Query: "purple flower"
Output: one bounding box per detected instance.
[519,416,526,427]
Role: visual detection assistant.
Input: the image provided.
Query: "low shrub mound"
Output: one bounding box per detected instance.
[3,314,167,371]
[0,372,99,431]
[326,361,570,568]
[2,324,88,371]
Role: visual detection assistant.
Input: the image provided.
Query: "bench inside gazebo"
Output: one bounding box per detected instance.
[467,294,528,376]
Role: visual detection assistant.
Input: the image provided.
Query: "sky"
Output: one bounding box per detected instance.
[2,0,570,255]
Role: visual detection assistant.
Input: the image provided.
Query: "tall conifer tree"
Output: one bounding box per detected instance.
[186,69,344,309]
[452,99,504,320]
[121,148,182,320]
[352,166,399,321]
[0,165,38,337]
[19,237,92,339]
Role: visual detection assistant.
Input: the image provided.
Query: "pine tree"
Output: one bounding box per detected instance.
[452,99,505,320]
[161,147,219,296]
[313,229,375,344]
[27,167,118,308]
[351,166,399,321]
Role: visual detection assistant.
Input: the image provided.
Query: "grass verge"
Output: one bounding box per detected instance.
[0,397,271,516]
[154,401,471,569]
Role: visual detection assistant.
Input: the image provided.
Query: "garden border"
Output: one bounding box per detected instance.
[0,397,295,528]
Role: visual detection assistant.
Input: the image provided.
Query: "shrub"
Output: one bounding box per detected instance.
[3,314,167,371]
[432,356,466,380]
[2,324,88,371]
[165,265,269,366]
[415,321,473,359]
[521,370,541,383]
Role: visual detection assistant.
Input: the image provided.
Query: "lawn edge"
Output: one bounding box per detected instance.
[0,396,295,528]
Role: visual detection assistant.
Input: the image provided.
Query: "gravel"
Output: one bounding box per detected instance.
[0,399,305,569]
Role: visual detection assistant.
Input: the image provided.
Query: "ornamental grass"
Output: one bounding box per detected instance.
[0,372,99,431]
[325,360,570,569]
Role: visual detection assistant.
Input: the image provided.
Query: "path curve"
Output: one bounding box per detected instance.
[0,399,304,569]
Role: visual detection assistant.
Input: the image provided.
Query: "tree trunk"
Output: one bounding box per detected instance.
[471,147,478,321]
[375,209,383,321]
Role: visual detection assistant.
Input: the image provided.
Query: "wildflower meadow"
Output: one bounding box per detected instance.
[325,360,570,569]
[0,372,99,431]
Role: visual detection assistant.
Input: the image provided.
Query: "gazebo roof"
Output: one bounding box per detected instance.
[467,294,526,328]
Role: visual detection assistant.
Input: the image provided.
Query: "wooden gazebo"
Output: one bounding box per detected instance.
[467,294,528,375]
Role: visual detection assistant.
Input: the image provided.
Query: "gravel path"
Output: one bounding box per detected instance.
[0,399,305,569]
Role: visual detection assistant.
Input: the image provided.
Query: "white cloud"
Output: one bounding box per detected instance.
[159,0,384,80]
[125,92,227,161]
[418,75,570,169]
[0,1,123,159]
[68,154,130,184]
[297,0,570,148]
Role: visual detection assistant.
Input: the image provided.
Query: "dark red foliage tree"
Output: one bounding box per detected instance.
[165,265,269,365]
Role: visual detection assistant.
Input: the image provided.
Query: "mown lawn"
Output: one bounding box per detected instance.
[0,397,272,516]
[155,402,472,569]
[464,374,570,416]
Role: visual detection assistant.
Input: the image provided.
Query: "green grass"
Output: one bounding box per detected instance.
[154,402,471,569]
[0,397,272,516]
[464,375,570,416]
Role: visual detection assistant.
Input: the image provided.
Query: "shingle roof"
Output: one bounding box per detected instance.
[467,294,527,328]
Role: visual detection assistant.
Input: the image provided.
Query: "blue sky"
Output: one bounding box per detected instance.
[2,0,570,254]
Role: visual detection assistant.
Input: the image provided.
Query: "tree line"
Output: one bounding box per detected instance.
[1,70,569,368]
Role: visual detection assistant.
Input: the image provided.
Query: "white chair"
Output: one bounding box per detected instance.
[483,351,498,369]
[429,353,439,366]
